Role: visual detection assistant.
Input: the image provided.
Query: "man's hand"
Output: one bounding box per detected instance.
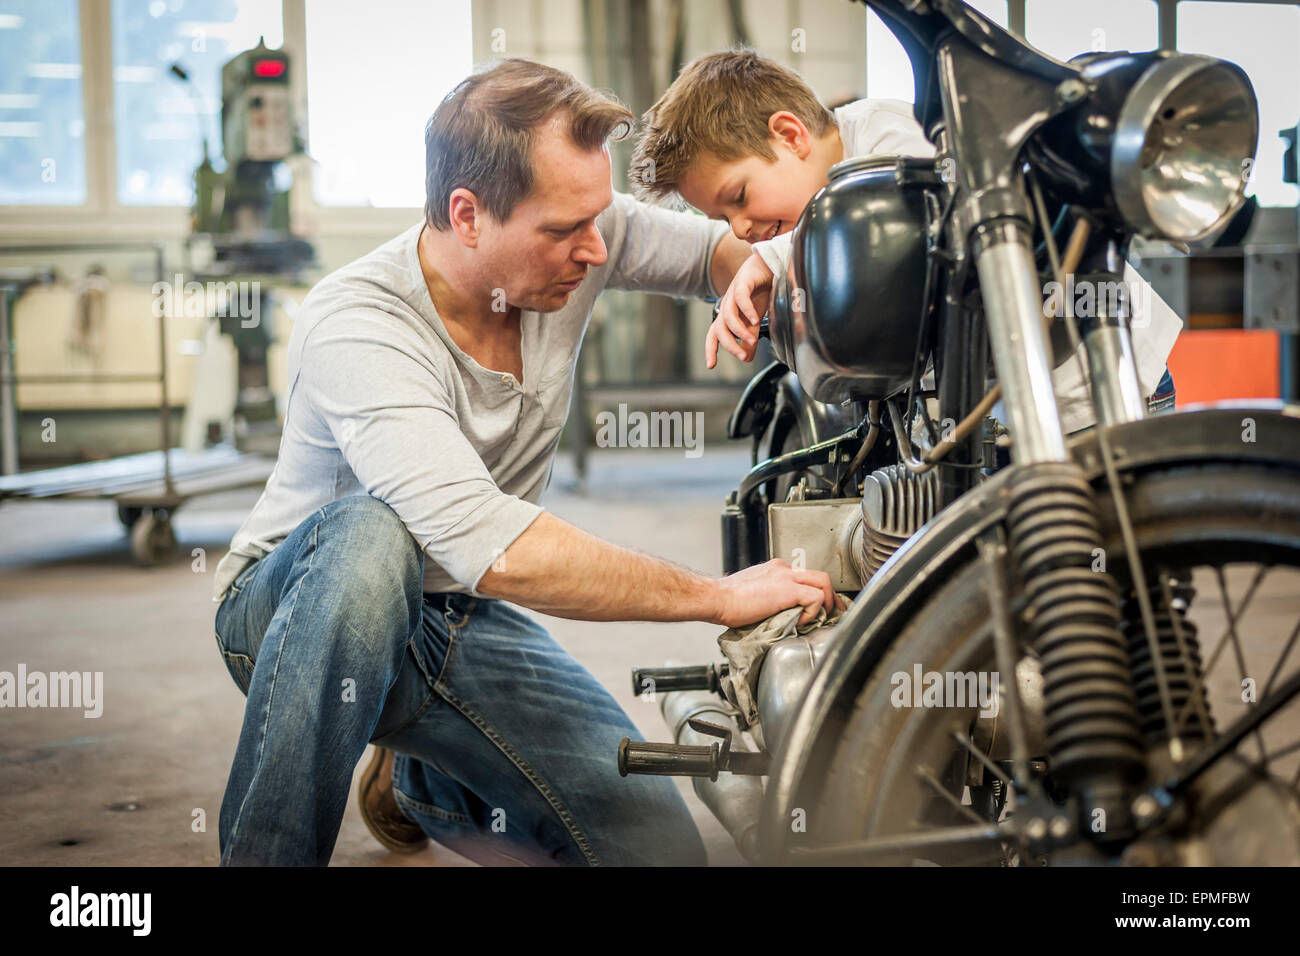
[715,558,840,629]
[706,252,773,369]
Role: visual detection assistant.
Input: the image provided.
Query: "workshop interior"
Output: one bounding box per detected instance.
[3,0,1300,883]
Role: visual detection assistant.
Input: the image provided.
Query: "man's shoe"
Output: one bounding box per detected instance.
[358,746,429,853]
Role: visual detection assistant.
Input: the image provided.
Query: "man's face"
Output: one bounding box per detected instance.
[677,137,825,245]
[475,115,612,313]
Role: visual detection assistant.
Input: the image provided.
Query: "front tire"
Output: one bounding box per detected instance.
[808,460,1300,864]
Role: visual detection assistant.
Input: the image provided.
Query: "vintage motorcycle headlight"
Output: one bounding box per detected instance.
[1111,53,1258,243]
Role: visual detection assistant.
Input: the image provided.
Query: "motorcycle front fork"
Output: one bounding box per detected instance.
[972,218,1152,846]
[972,220,1148,453]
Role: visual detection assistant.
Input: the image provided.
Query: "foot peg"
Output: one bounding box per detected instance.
[631,662,727,697]
[618,718,769,780]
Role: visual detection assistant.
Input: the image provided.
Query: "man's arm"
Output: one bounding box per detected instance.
[602,191,739,299]
[710,231,754,299]
[477,511,837,627]
[303,309,835,628]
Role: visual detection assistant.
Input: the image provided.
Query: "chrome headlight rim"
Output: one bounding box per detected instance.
[1111,52,1259,244]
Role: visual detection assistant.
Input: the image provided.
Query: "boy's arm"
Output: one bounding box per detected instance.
[706,252,774,368]
[751,231,794,278]
[704,235,790,368]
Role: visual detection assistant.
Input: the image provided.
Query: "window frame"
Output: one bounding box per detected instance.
[0,0,426,242]
[7,0,1297,240]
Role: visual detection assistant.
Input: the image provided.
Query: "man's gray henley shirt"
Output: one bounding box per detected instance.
[212,192,728,603]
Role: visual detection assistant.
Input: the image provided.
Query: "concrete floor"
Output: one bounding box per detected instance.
[4,445,1300,866]
[0,447,752,866]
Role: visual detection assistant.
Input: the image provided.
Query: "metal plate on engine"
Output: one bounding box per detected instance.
[767,498,864,592]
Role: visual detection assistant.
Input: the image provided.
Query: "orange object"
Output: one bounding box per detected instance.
[1165,329,1280,406]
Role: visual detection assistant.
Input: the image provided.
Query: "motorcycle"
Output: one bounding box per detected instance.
[619,0,1300,866]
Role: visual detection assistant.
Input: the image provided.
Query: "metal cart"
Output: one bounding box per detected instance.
[0,242,276,565]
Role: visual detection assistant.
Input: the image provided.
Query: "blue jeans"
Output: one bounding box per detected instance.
[212,494,706,866]
[1146,366,1176,415]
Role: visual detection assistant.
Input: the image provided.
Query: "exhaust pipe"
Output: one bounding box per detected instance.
[660,690,763,862]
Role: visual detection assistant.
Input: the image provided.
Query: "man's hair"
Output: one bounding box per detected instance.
[630,50,835,204]
[425,58,634,230]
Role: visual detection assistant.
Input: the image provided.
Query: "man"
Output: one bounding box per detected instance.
[209,58,836,866]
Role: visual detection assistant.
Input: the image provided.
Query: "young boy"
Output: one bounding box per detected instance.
[630,51,1179,434]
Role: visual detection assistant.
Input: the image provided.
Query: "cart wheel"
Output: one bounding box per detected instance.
[130,510,176,566]
[117,504,143,532]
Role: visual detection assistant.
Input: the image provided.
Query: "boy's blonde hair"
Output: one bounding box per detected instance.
[630,50,835,204]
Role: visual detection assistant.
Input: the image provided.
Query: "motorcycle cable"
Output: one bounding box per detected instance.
[907,187,954,445]
[889,189,982,474]
[831,400,882,496]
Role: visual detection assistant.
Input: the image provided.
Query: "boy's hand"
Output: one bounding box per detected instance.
[706,252,774,369]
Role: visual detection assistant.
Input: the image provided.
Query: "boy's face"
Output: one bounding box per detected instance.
[676,111,831,245]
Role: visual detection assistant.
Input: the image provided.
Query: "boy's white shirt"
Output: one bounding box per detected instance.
[750,97,1183,435]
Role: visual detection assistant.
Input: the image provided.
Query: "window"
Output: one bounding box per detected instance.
[1025,0,1158,63]
[0,0,86,205]
[1178,1,1300,208]
[111,0,284,206]
[866,0,1007,102]
[305,0,472,208]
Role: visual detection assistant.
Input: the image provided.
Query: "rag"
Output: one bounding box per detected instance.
[717,596,851,731]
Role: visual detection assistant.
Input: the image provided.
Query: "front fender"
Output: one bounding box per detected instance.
[727,360,788,442]
[779,372,861,448]
[758,403,1300,862]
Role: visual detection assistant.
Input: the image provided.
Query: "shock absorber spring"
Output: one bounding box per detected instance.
[1121,573,1214,747]
[1004,463,1145,802]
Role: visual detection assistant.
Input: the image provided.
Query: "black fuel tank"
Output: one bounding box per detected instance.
[770,156,942,404]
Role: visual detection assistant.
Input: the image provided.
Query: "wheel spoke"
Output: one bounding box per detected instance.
[1200,564,1269,678]
[1164,667,1300,799]
[952,728,1013,791]
[1176,564,1269,733]
[1260,738,1300,763]
[820,461,1300,866]
[916,766,989,826]
[1263,614,1300,698]
[977,537,1035,791]
[1213,566,1270,767]
[787,824,1007,864]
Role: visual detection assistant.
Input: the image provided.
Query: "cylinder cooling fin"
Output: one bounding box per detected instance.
[859,465,941,578]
